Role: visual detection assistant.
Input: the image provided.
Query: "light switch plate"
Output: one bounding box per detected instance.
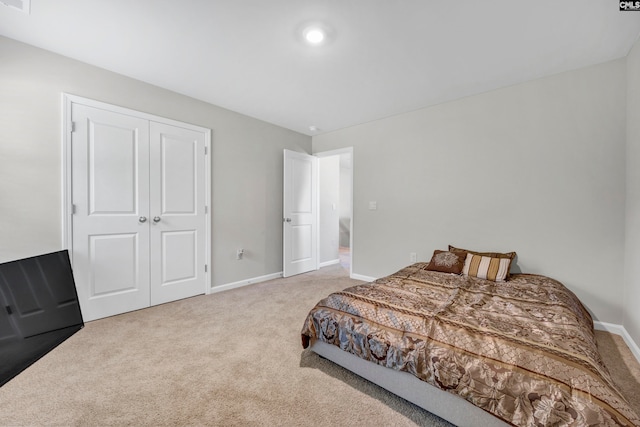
[368,201,377,210]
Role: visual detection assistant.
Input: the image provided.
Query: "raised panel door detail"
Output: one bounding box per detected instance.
[292,225,312,262]
[292,158,312,214]
[161,230,196,285]
[89,234,139,297]
[89,121,138,215]
[160,135,196,214]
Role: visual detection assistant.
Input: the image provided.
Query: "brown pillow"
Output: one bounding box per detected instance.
[425,250,467,274]
[448,245,516,278]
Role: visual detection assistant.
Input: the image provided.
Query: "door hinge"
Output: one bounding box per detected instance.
[71,204,77,214]
[205,206,208,214]
[70,121,76,132]
[204,146,208,155]
[204,264,208,273]
[5,305,12,315]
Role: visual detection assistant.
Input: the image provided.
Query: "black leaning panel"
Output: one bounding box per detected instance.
[0,250,84,387]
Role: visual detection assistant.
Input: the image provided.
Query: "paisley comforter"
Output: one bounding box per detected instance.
[301,263,639,426]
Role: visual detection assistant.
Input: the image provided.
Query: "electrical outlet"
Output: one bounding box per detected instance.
[410,252,417,263]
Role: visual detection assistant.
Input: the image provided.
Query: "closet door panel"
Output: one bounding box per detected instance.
[71,104,151,321]
[149,122,206,306]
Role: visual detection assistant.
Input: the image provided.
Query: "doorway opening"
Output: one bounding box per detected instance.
[317,148,353,276]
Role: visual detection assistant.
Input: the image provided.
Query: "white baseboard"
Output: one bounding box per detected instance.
[594,321,640,364]
[350,273,377,282]
[210,272,283,294]
[319,259,340,268]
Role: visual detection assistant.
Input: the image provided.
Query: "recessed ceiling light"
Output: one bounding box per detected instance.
[300,23,333,46]
[304,28,325,45]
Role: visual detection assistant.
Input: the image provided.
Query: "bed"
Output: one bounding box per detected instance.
[301,256,640,427]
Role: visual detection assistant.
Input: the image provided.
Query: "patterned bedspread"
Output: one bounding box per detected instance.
[301,263,640,426]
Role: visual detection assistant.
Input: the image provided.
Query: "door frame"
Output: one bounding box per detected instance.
[313,147,354,279]
[60,93,212,294]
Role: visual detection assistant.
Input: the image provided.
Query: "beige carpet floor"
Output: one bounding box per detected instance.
[0,264,638,426]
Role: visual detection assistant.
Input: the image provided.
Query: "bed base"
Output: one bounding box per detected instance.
[310,340,509,427]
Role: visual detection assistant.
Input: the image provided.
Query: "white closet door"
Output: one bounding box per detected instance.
[71,104,151,321]
[149,122,206,305]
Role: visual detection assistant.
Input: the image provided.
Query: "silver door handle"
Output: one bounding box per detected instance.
[139,216,147,223]
[283,218,291,223]
[153,216,161,223]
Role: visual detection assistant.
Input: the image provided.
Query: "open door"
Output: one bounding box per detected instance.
[283,150,318,277]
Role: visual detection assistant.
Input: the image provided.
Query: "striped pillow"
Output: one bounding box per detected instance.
[449,245,516,279]
[462,253,511,282]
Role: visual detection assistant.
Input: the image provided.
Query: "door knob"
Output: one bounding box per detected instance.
[139,216,147,223]
[283,218,291,223]
[153,216,161,223]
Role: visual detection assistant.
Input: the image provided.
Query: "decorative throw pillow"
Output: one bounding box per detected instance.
[425,250,467,274]
[448,245,516,278]
[462,253,511,282]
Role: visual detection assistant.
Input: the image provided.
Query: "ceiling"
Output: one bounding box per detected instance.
[1,1,639,136]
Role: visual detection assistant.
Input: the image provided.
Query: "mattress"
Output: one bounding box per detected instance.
[301,263,639,426]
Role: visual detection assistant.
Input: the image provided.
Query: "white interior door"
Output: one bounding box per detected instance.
[149,122,206,305]
[283,150,318,277]
[69,99,209,321]
[71,104,151,321]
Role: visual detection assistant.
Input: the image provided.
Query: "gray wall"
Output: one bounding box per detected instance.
[313,58,627,325]
[625,38,640,346]
[0,36,311,288]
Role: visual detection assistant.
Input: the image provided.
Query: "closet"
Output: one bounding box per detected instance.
[64,96,210,321]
